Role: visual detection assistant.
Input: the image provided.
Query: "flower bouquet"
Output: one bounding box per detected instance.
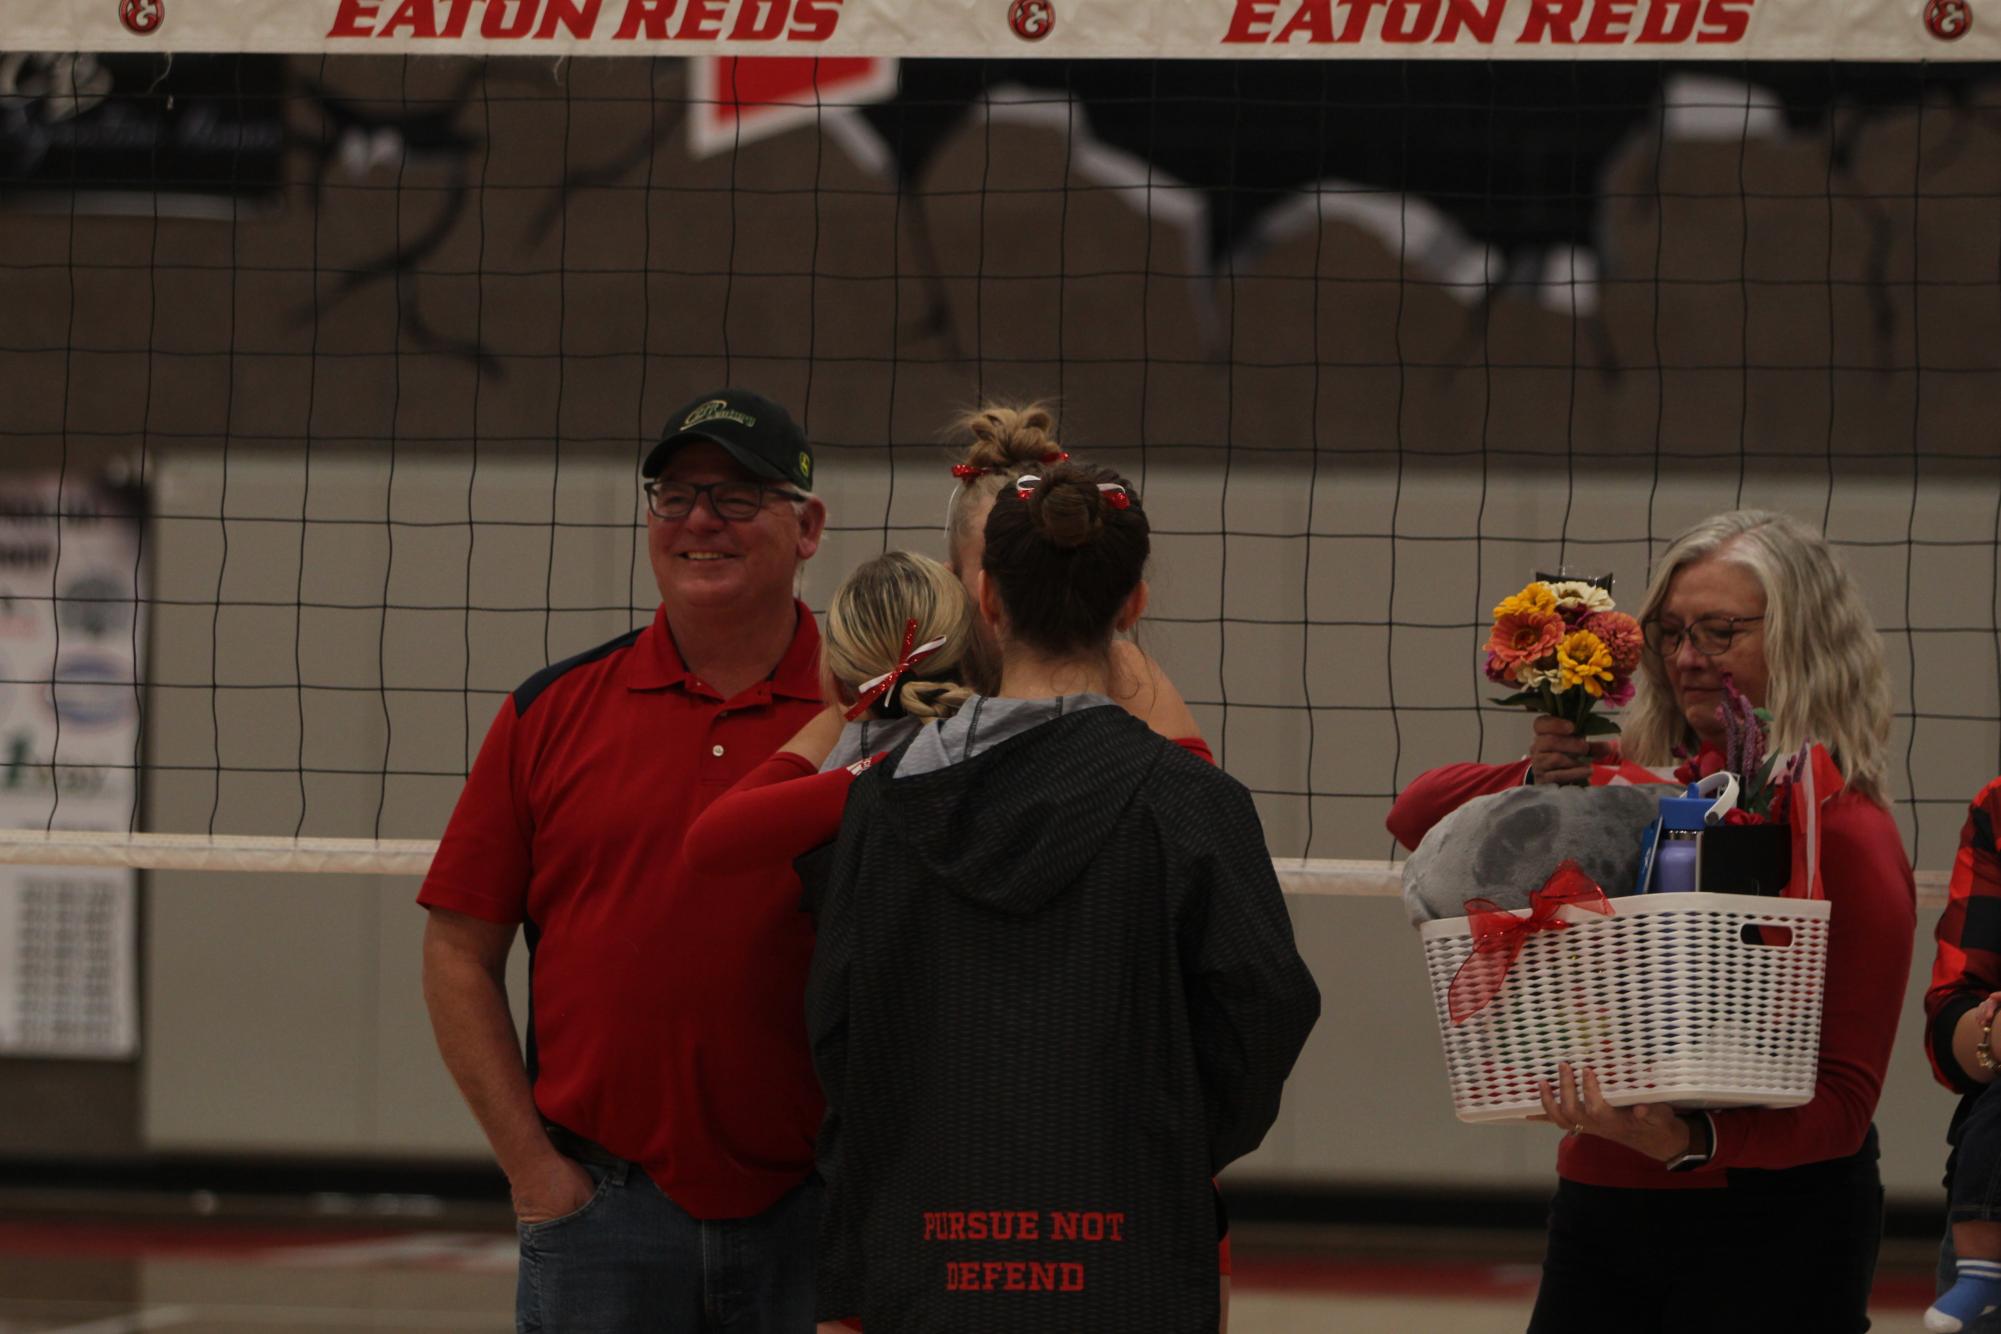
[1484,578,1644,741]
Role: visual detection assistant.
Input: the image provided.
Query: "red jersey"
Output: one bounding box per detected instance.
[419,602,826,1219]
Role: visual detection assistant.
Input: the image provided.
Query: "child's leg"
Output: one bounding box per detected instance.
[1931,1090,2001,1331]
[1957,1221,2001,1262]
[1929,1236,2001,1333]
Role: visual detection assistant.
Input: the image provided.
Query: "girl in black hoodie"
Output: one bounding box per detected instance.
[806,462,1322,1334]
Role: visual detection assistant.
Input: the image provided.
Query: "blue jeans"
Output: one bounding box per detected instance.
[515,1159,822,1334]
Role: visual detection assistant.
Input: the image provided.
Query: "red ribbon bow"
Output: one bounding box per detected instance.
[843,617,950,721]
[1445,861,1613,1025]
[952,454,1062,482]
[1012,475,1132,509]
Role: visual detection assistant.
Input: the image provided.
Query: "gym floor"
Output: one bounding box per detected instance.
[0,1204,1947,1332]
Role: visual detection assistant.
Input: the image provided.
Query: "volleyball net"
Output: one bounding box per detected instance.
[1,3,1995,900]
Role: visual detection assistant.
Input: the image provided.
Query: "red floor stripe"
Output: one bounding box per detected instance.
[1232,1251,1939,1311]
[1232,1256,1540,1299]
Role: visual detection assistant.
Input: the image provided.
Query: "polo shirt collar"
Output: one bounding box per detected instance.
[626,600,822,705]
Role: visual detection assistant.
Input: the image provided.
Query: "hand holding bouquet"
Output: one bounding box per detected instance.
[1485,579,1644,752]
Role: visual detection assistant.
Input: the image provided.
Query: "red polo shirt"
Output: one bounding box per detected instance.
[419,601,825,1219]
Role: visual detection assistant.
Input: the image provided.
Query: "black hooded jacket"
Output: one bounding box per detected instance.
[805,704,1321,1332]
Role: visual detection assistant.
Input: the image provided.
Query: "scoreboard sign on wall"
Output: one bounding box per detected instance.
[0,480,144,1060]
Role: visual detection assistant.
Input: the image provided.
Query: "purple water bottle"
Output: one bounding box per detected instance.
[1652,786,1710,893]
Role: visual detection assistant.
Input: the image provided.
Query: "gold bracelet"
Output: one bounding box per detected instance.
[1978,1011,1998,1073]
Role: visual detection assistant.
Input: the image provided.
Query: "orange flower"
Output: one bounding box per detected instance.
[1487,607,1564,671]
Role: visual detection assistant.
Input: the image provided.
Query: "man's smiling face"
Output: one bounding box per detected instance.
[646,442,824,615]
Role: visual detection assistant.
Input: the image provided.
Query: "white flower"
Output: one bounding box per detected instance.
[1548,580,1615,614]
[1514,662,1565,690]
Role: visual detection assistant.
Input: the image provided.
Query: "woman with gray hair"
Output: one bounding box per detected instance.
[1388,509,1915,1334]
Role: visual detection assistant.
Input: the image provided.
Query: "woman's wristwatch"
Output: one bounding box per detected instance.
[1976,1006,1998,1073]
[1663,1112,1715,1172]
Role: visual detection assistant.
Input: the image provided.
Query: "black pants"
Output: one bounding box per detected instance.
[1528,1141,1884,1334]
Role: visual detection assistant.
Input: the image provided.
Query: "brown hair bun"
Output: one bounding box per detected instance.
[982,461,1149,657]
[1026,472,1105,550]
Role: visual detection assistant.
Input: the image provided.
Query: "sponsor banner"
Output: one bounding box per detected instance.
[0,478,145,1060]
[0,53,285,219]
[5,0,1994,61]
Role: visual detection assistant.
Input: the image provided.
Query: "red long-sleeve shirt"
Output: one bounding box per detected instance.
[686,735,1217,879]
[1388,758,1915,1188]
[1385,756,1670,852]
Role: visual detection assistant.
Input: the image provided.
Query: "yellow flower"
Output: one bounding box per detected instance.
[1493,581,1557,621]
[1557,629,1615,697]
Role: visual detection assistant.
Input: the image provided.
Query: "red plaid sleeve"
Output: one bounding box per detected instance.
[1924,776,2001,1092]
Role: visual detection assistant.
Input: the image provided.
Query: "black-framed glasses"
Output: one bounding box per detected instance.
[643,480,804,522]
[1641,615,1765,659]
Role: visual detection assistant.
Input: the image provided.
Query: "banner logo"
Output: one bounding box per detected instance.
[1010,0,1055,41]
[119,0,164,34]
[1927,0,1972,38]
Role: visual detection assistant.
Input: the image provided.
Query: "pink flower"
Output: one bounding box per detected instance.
[1486,607,1564,673]
[1602,675,1636,708]
[1582,611,1643,675]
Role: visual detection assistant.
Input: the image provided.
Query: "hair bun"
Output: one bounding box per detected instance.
[1028,473,1104,550]
[956,403,1060,473]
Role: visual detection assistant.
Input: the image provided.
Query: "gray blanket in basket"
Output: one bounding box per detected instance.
[1401,783,1666,925]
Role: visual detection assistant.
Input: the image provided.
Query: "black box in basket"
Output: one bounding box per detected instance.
[1697,824,1792,897]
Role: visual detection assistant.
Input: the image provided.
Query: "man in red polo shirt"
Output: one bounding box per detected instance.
[419,388,831,1332]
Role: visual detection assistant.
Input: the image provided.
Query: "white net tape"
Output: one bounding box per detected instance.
[0,830,436,876]
[0,832,1947,906]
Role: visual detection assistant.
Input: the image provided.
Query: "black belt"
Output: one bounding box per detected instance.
[543,1122,629,1169]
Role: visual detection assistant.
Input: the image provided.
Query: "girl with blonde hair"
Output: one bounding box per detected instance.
[684,550,984,882]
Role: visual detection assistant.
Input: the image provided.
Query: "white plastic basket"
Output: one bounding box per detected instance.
[1419,891,1832,1122]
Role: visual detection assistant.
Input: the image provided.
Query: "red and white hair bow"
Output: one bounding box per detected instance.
[843,617,950,721]
[1013,475,1131,510]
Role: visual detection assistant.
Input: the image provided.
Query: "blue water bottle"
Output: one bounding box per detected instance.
[1652,786,1711,894]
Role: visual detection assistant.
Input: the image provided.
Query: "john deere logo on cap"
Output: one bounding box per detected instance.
[683,399,757,431]
[798,452,812,480]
